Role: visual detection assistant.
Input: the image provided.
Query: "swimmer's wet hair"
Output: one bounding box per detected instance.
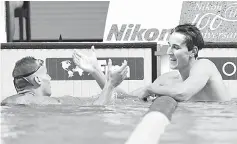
[12,56,39,90]
[171,23,204,58]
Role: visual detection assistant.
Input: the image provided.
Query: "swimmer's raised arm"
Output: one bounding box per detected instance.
[145,61,210,101]
[73,46,151,100]
[92,59,128,105]
[73,46,127,90]
[73,46,106,89]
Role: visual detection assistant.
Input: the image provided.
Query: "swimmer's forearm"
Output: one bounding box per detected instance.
[112,86,150,99]
[93,81,114,105]
[90,65,149,99]
[90,68,131,99]
[147,85,189,101]
[114,86,150,100]
[129,86,149,97]
[91,66,107,89]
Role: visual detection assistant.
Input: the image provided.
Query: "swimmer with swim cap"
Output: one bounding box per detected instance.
[1,48,129,106]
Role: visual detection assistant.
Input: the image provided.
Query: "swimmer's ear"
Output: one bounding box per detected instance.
[33,76,42,86]
[190,46,198,58]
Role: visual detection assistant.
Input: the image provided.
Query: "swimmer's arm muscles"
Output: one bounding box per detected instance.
[116,75,166,99]
[90,66,121,102]
[113,86,150,99]
[92,81,115,105]
[148,69,210,101]
[90,66,107,90]
[91,68,139,99]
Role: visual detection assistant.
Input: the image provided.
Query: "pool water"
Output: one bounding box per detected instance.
[1,98,237,144]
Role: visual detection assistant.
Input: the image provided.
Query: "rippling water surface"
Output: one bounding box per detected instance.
[1,98,237,144]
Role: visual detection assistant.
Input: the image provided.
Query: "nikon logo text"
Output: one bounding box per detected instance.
[106,24,171,42]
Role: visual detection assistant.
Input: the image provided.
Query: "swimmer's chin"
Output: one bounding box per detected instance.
[169,66,178,70]
[169,63,178,69]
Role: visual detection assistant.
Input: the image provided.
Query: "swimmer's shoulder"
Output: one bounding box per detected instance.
[1,94,27,106]
[1,96,12,106]
[194,59,220,74]
[1,94,61,106]
[195,58,217,67]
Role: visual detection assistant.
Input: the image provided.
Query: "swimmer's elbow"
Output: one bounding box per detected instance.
[173,94,190,102]
[172,89,191,102]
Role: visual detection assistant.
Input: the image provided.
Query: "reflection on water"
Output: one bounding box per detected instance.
[160,100,237,144]
[1,98,237,144]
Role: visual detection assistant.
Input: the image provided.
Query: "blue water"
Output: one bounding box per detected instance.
[1,98,237,144]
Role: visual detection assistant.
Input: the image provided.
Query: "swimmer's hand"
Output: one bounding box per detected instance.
[136,84,161,102]
[73,45,100,73]
[135,85,151,101]
[107,59,128,88]
[92,60,128,105]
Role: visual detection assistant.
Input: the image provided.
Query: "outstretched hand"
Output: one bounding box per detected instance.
[106,59,128,88]
[72,46,100,73]
[73,46,129,88]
